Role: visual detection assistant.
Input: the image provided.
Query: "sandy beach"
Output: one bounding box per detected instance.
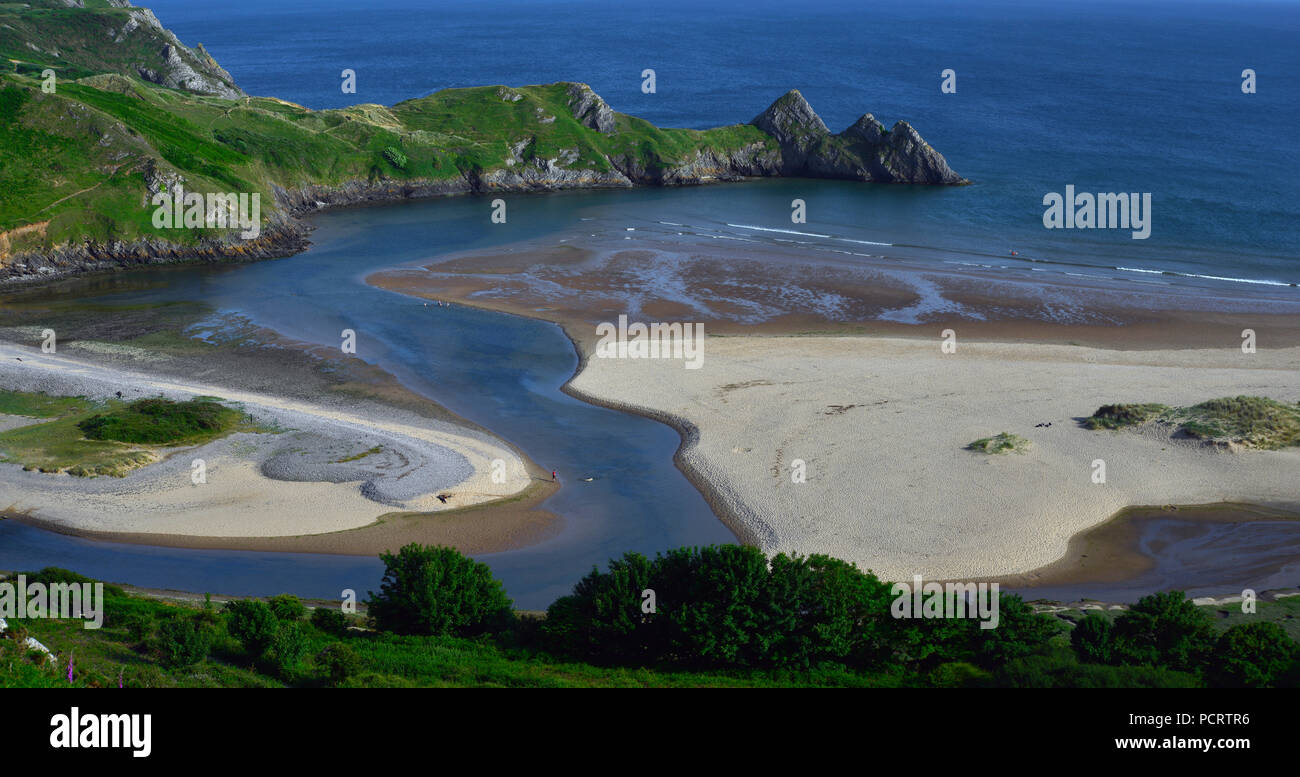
[566,335,1300,580]
[0,340,551,546]
[370,233,1300,582]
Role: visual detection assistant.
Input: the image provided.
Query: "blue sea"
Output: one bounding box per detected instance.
[145,0,1300,287]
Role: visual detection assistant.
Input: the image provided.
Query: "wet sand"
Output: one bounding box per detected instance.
[987,503,1300,602]
[368,237,1300,351]
[8,476,560,557]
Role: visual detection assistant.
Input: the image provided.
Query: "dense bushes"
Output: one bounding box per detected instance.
[268,594,306,622]
[1206,622,1297,688]
[9,549,1299,688]
[311,607,351,637]
[156,616,211,669]
[367,544,513,636]
[223,599,279,656]
[1068,591,1300,687]
[542,545,1060,672]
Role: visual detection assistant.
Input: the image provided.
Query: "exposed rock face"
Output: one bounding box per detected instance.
[124,7,244,98]
[1,218,310,286]
[750,90,965,184]
[566,83,616,134]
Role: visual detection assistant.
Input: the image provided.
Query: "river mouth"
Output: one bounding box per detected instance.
[3,189,1299,608]
[0,194,735,610]
[990,503,1300,603]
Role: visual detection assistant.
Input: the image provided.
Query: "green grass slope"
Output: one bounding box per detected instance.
[0,69,775,264]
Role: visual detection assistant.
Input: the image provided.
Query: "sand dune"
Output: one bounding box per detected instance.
[567,335,1300,580]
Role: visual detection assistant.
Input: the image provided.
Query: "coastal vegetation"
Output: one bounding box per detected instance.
[4,548,1297,688]
[966,432,1030,454]
[0,389,251,476]
[0,1,961,284]
[1084,395,1300,449]
[78,397,244,445]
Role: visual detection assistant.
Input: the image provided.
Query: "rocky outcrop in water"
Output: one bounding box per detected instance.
[751,90,965,184]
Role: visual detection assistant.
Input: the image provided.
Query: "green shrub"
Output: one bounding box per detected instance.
[271,621,308,672]
[156,616,210,669]
[765,553,897,669]
[970,594,1065,664]
[316,643,362,686]
[927,661,991,688]
[1111,591,1215,672]
[267,594,306,622]
[122,613,154,644]
[1206,622,1298,688]
[311,607,351,637]
[223,599,278,657]
[1070,613,1116,663]
[367,544,514,637]
[542,552,657,663]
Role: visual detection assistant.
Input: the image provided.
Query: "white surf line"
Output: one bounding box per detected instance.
[725,223,893,247]
[0,342,530,509]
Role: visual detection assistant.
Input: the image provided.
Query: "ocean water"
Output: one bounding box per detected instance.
[144,0,1300,286]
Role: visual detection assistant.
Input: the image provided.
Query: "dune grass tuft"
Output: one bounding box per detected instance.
[1084,396,1300,449]
[967,432,1030,454]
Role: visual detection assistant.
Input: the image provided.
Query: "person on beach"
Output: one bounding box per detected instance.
[551,470,557,482]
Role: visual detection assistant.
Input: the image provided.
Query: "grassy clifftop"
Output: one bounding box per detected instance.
[0,71,778,268]
[0,1,962,283]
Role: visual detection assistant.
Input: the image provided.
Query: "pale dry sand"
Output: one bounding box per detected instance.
[0,341,532,538]
[567,335,1300,581]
